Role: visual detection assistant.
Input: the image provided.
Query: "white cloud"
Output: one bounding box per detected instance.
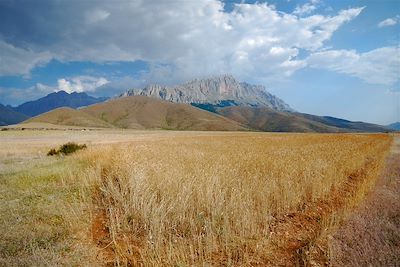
[307,46,400,85]
[57,76,109,93]
[0,76,110,105]
[378,16,399,27]
[0,40,52,77]
[0,1,364,84]
[293,0,319,16]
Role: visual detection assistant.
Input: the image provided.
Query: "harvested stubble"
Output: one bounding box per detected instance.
[78,133,391,266]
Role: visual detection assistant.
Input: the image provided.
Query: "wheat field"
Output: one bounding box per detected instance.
[74,132,391,266]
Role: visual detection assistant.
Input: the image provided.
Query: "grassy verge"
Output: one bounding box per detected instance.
[328,135,400,266]
[0,156,94,266]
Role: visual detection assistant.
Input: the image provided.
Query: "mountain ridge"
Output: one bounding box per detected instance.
[13,95,248,131]
[122,74,293,111]
[13,91,108,117]
[0,104,29,126]
[386,122,400,131]
[214,106,390,133]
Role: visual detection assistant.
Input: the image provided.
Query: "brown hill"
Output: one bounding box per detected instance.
[26,107,114,128]
[216,106,343,133]
[82,96,247,131]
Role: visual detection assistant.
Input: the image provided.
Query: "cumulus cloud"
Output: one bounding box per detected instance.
[57,76,109,93]
[378,16,399,27]
[0,76,109,105]
[307,46,400,85]
[0,0,364,84]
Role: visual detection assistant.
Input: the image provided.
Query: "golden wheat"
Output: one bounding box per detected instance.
[77,133,391,266]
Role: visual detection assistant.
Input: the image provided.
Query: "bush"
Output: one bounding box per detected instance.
[47,148,58,156]
[47,142,87,156]
[58,142,87,155]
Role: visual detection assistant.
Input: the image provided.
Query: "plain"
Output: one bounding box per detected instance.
[0,129,395,266]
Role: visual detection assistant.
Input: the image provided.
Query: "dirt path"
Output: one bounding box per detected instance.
[328,134,400,266]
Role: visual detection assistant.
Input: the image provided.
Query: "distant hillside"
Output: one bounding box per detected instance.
[122,74,293,111]
[295,113,390,132]
[14,91,107,117]
[216,106,341,132]
[0,104,29,126]
[386,122,400,131]
[82,96,247,131]
[215,106,390,133]
[26,107,114,128]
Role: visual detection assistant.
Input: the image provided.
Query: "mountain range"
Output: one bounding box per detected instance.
[0,104,29,126]
[0,75,393,132]
[13,91,107,117]
[386,122,400,131]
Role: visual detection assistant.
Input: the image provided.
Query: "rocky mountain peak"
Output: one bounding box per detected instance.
[122,75,293,112]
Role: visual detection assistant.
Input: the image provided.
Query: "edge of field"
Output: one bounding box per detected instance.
[327,134,400,266]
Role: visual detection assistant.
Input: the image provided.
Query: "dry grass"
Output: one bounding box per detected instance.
[0,130,393,266]
[77,133,391,266]
[328,134,400,266]
[26,107,114,128]
[0,153,95,266]
[82,95,247,130]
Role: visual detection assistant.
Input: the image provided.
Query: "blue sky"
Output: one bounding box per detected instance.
[0,0,399,124]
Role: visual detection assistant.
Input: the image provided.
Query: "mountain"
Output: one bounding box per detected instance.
[121,74,292,111]
[14,91,107,117]
[82,95,247,131]
[215,106,341,133]
[0,104,29,126]
[294,113,391,132]
[25,107,114,128]
[13,94,390,133]
[215,106,390,133]
[386,122,400,131]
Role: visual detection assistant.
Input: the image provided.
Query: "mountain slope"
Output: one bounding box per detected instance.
[386,122,400,131]
[295,113,390,132]
[26,107,114,128]
[14,91,107,117]
[216,106,341,132]
[82,96,247,131]
[216,106,389,133]
[0,104,29,126]
[122,74,292,111]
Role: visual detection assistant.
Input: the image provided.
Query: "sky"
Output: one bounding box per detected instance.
[0,0,399,125]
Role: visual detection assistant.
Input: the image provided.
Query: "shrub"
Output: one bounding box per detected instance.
[47,142,87,156]
[58,142,87,155]
[47,148,58,156]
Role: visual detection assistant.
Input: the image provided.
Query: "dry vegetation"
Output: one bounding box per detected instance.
[12,96,248,131]
[26,107,114,128]
[328,135,400,266]
[0,130,394,266]
[77,133,391,266]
